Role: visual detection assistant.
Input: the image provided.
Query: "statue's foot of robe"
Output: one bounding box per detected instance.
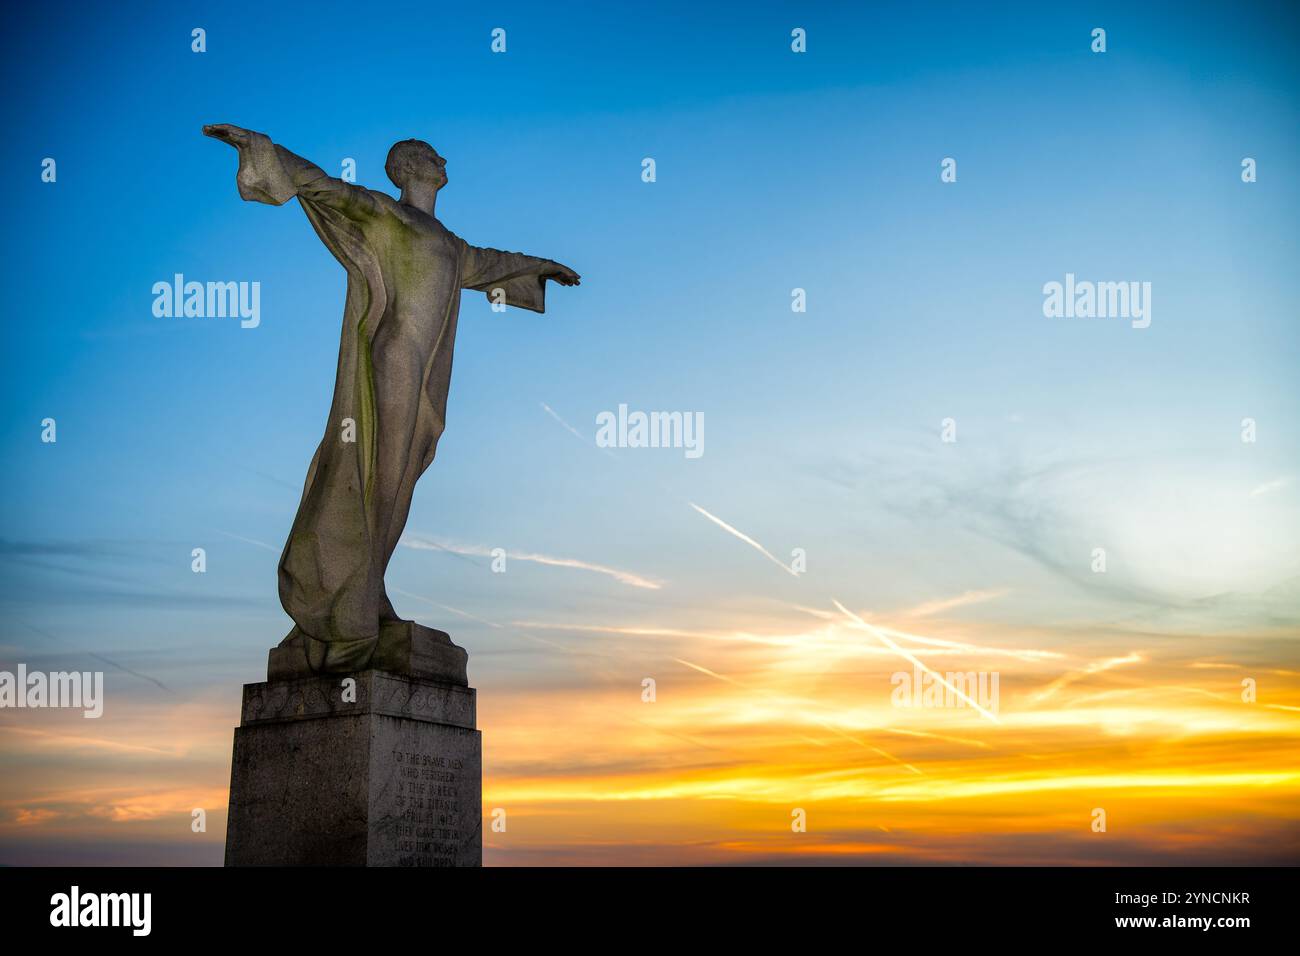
[268,621,468,686]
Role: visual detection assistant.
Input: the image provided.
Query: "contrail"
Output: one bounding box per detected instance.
[789,603,838,621]
[391,586,580,655]
[832,599,1001,724]
[1025,652,1143,705]
[215,530,278,553]
[392,536,485,568]
[673,656,742,685]
[21,622,171,694]
[519,621,715,639]
[871,624,1064,663]
[400,536,661,590]
[540,402,588,444]
[885,727,993,750]
[785,602,1059,662]
[243,468,300,492]
[540,402,619,459]
[85,653,172,694]
[903,588,1009,618]
[688,502,797,577]
[673,657,922,774]
[391,587,503,630]
[541,407,798,587]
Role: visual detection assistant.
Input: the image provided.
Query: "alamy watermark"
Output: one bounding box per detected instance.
[50,886,150,936]
[1042,273,1151,329]
[891,665,999,715]
[0,665,104,717]
[596,404,703,459]
[152,274,260,328]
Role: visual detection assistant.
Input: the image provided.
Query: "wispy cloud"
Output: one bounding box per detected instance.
[1,726,181,757]
[0,539,147,559]
[672,656,922,774]
[1251,476,1292,497]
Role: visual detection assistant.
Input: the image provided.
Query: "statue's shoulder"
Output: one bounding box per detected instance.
[366,188,403,216]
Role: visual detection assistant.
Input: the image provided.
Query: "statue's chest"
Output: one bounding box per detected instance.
[384,216,459,272]
[374,220,463,325]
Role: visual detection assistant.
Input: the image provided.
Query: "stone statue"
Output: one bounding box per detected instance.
[204,125,580,683]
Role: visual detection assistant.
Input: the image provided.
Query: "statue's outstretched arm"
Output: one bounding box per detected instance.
[203,124,380,223]
[459,242,580,314]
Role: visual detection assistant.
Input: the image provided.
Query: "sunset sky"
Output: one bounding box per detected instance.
[2,0,1298,865]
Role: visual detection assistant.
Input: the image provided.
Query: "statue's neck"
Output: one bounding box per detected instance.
[399,185,438,217]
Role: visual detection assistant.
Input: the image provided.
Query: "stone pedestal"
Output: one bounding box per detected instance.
[224,670,481,866]
[269,620,469,685]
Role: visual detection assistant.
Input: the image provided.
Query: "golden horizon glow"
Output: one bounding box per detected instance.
[3,599,1298,865]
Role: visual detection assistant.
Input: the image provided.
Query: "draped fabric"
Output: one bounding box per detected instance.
[230,133,553,668]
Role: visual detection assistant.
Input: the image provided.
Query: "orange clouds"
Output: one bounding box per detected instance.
[2,606,1297,865]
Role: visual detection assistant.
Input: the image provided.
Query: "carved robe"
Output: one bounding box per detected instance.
[227,133,556,669]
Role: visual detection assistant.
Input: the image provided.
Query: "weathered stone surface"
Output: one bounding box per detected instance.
[225,671,481,867]
[268,621,468,685]
[205,123,579,672]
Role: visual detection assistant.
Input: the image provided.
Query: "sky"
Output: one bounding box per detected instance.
[1,0,1298,865]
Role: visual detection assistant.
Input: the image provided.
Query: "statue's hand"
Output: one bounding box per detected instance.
[543,263,581,287]
[202,123,254,148]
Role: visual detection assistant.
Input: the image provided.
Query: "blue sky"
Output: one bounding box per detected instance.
[1,1,1298,865]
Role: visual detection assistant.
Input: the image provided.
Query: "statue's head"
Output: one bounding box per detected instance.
[385,139,447,193]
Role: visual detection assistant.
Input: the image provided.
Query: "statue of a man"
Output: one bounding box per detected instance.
[204,125,580,682]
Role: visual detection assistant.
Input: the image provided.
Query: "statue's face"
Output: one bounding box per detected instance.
[420,147,448,189]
